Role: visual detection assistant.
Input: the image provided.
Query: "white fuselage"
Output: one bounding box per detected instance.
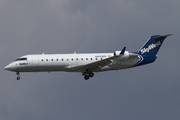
[5,53,139,73]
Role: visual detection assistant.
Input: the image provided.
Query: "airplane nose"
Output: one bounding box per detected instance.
[4,65,8,70]
[4,64,16,71]
[5,65,11,70]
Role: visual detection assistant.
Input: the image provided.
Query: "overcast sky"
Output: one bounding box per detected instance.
[1,0,180,120]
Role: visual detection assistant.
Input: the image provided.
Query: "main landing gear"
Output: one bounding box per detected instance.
[83,69,94,80]
[16,72,20,80]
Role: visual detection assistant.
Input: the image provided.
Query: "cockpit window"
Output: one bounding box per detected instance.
[15,58,27,61]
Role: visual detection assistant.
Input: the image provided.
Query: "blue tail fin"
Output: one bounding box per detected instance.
[138,34,172,56]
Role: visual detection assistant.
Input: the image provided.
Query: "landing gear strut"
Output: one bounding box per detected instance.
[16,72,20,80]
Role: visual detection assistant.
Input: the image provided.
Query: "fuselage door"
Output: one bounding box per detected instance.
[27,55,32,66]
[29,55,39,67]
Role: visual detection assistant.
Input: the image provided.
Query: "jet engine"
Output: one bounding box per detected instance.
[114,51,129,60]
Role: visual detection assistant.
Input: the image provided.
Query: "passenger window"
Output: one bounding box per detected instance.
[86,58,88,60]
[62,59,63,61]
[46,59,48,61]
[57,59,58,61]
[51,59,53,61]
[76,58,78,61]
[96,58,98,60]
[81,58,83,60]
[67,59,69,61]
[42,59,43,61]
[72,58,73,61]
[91,58,93,60]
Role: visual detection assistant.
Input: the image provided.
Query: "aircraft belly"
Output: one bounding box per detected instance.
[17,65,68,72]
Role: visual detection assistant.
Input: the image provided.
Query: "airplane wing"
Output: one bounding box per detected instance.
[70,54,120,73]
[70,47,127,73]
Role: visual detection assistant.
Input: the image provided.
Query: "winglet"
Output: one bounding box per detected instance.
[120,47,126,55]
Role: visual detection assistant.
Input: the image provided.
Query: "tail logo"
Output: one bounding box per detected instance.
[141,41,161,54]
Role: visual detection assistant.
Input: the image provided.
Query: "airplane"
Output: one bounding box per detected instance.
[5,34,172,80]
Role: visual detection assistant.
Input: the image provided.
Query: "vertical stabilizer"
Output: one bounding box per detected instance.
[138,34,172,56]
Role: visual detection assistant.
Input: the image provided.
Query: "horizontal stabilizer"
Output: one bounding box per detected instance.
[154,34,173,39]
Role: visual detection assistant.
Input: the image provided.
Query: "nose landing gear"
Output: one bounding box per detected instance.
[16,72,20,80]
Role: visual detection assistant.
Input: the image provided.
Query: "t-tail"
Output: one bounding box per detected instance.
[135,34,172,66]
[138,34,172,56]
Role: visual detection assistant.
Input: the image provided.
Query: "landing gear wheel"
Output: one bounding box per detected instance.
[84,75,89,80]
[89,72,94,77]
[16,72,20,80]
[17,77,20,80]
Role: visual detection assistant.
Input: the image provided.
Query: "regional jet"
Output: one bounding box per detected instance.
[5,34,172,80]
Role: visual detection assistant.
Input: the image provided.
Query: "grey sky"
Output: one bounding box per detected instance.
[1,0,180,120]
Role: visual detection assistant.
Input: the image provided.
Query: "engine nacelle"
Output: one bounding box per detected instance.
[114,51,129,60]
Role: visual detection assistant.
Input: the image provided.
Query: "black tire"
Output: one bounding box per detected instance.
[89,72,94,77]
[17,77,20,80]
[84,75,89,80]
